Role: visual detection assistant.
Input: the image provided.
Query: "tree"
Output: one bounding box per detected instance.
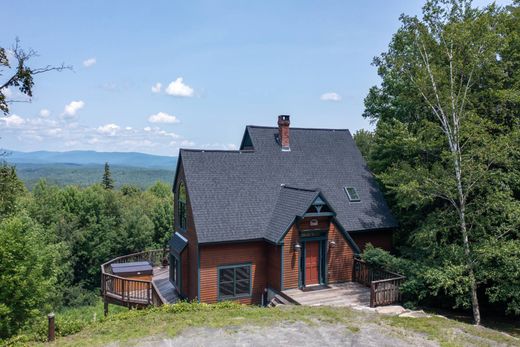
[0,164,25,219]
[364,0,520,323]
[353,129,375,160]
[0,215,62,338]
[102,162,114,190]
[1,38,70,114]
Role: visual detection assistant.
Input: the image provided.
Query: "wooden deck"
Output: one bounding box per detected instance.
[152,266,179,304]
[101,249,179,312]
[283,282,371,307]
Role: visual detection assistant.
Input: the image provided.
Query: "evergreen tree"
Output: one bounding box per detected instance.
[102,162,114,190]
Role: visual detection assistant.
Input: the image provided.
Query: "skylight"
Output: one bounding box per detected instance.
[344,187,360,202]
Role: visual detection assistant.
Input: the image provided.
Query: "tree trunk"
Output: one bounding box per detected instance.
[455,157,481,325]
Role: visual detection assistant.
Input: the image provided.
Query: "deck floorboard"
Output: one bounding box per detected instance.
[282,282,370,307]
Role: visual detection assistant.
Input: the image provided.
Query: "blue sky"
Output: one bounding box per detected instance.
[1,0,509,155]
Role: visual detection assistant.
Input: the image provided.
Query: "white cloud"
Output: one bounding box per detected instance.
[165,77,194,97]
[1,114,25,127]
[1,113,202,155]
[63,100,85,118]
[320,92,341,102]
[46,128,62,136]
[97,123,120,136]
[180,140,195,146]
[83,58,96,67]
[148,112,180,124]
[158,129,179,138]
[39,109,51,118]
[151,83,162,93]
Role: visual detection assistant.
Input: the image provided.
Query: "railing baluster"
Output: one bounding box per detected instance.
[353,256,405,307]
[101,249,170,309]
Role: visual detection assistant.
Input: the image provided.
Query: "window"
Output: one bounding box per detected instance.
[218,264,251,299]
[344,187,361,202]
[178,181,187,229]
[169,254,180,288]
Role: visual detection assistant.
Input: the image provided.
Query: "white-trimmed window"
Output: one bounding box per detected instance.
[344,187,361,202]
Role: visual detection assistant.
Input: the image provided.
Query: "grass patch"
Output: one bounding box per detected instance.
[1,300,126,346]
[384,315,518,347]
[3,302,519,346]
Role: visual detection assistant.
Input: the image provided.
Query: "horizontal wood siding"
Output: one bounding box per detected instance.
[181,249,189,297]
[173,162,198,300]
[199,242,267,304]
[299,216,330,230]
[327,222,355,283]
[351,230,393,253]
[282,225,300,289]
[266,243,281,291]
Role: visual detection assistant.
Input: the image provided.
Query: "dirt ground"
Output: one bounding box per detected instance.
[130,321,441,347]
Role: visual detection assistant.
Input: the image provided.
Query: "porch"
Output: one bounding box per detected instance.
[279,257,405,308]
[100,249,179,314]
[283,282,370,307]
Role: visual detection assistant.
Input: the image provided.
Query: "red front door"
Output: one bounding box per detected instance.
[305,241,320,285]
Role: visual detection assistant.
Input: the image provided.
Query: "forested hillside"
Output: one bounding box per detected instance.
[0,164,173,338]
[355,0,520,324]
[13,163,174,190]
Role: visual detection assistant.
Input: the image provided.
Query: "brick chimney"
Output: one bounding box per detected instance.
[277,115,290,151]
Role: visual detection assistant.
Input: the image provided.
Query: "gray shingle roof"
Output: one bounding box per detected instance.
[170,232,188,255]
[264,186,320,242]
[178,126,397,244]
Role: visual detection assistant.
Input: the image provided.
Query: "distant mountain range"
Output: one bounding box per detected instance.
[3,150,177,170]
[1,150,178,189]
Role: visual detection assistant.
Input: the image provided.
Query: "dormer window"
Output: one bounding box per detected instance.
[178,181,187,229]
[344,187,360,202]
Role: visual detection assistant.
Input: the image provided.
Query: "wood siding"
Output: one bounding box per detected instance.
[299,216,330,230]
[351,230,393,253]
[282,225,300,289]
[173,162,199,300]
[327,221,355,283]
[199,242,267,304]
[180,249,189,297]
[265,243,281,291]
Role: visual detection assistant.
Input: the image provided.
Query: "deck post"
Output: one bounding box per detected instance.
[47,313,55,342]
[370,283,375,307]
[104,299,109,317]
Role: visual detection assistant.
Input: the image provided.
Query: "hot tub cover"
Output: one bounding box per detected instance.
[111,261,153,276]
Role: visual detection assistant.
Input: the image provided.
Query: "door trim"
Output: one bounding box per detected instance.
[299,238,327,288]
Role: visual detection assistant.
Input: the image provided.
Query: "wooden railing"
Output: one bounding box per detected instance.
[101,249,168,308]
[353,257,405,307]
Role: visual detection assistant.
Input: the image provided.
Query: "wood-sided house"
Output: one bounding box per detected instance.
[169,116,397,305]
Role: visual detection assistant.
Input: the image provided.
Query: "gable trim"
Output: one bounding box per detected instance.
[331,217,361,255]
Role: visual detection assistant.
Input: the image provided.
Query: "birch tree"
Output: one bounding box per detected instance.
[363,0,519,324]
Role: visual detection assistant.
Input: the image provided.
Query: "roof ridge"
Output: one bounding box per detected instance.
[180,148,255,154]
[280,184,319,192]
[246,125,350,132]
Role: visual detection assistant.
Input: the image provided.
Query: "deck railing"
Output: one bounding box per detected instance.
[101,249,169,309]
[353,257,405,307]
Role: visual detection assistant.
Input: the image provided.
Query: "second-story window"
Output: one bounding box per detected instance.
[178,181,187,229]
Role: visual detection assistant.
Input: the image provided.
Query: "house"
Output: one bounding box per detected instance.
[168,115,397,305]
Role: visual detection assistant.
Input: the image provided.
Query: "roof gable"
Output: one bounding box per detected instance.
[177,125,397,244]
